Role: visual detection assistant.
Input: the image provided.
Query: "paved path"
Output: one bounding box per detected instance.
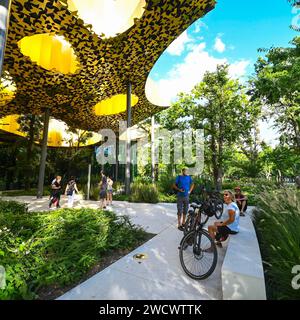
[2,196,227,300]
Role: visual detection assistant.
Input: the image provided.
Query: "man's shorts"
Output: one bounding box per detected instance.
[99,190,107,199]
[177,195,189,215]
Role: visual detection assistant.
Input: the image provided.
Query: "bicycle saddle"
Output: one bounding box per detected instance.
[190,202,201,209]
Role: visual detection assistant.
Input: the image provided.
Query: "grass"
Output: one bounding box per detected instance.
[253,189,300,300]
[0,200,149,300]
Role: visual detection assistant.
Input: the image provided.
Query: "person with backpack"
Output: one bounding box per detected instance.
[172,168,194,231]
[65,176,79,208]
[49,175,62,209]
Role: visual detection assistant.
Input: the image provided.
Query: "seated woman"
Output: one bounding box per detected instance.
[207,190,240,249]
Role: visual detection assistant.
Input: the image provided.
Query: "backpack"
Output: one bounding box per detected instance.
[67,181,75,196]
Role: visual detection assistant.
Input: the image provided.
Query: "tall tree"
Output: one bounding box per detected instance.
[17,114,43,189]
[252,36,300,151]
[158,64,260,190]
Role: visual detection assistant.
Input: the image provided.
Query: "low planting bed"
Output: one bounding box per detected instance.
[0,200,152,300]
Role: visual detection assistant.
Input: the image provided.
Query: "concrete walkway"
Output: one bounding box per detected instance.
[2,196,227,300]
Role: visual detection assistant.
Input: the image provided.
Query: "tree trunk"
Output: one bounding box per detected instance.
[25,115,35,190]
[211,136,219,190]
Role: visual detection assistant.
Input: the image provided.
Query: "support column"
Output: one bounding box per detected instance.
[0,0,12,76]
[125,81,131,195]
[87,163,91,200]
[151,116,155,183]
[37,109,50,198]
[115,131,119,182]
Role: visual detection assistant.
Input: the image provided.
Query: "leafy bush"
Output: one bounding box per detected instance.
[0,201,148,300]
[157,174,176,195]
[253,189,300,299]
[222,178,280,205]
[158,193,176,203]
[129,182,159,203]
[81,184,100,201]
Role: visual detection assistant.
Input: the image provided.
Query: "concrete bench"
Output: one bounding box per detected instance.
[221,211,266,300]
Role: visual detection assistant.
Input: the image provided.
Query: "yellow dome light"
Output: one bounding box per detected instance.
[62,0,145,38]
[0,115,25,137]
[18,34,79,74]
[94,94,139,116]
[0,72,17,106]
[0,115,101,147]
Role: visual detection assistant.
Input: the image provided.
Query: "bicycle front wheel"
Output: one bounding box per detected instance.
[179,230,217,280]
[213,198,224,219]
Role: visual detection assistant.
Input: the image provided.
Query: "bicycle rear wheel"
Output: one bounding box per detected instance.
[179,230,217,280]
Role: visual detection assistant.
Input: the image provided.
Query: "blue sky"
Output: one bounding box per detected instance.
[146,0,299,145]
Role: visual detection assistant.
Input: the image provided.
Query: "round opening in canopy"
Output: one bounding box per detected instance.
[61,0,146,38]
[0,72,16,106]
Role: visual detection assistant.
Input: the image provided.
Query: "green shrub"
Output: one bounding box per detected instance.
[157,174,176,194]
[158,193,176,203]
[129,182,159,203]
[0,201,148,300]
[253,189,300,299]
[113,194,129,201]
[81,184,100,201]
[0,199,28,214]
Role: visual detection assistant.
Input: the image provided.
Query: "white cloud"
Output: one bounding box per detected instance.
[166,31,194,56]
[228,60,250,79]
[193,20,208,34]
[214,37,226,53]
[258,119,279,147]
[146,43,250,106]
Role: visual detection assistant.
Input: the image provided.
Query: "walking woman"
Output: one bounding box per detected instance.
[65,176,79,208]
[49,175,62,209]
[99,171,107,209]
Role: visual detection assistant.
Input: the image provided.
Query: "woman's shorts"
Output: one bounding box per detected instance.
[216,225,238,241]
[99,190,107,199]
[107,189,113,194]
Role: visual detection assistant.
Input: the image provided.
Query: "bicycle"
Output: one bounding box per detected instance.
[179,202,218,280]
[191,186,224,219]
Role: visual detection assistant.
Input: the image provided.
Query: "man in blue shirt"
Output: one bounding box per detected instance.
[172,168,194,231]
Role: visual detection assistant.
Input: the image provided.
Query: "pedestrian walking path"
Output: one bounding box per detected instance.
[2,196,226,300]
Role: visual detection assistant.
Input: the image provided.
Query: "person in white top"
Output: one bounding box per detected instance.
[207,190,240,249]
[106,176,114,206]
[65,176,79,208]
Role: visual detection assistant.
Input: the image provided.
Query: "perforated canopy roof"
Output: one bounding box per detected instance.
[0,0,215,137]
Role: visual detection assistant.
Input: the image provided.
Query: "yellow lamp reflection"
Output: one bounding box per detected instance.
[94,94,139,116]
[0,115,101,147]
[18,34,79,74]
